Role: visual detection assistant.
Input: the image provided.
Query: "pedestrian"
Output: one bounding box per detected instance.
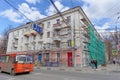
[93,60,97,69]
[113,58,116,64]
[94,60,97,69]
[90,60,94,69]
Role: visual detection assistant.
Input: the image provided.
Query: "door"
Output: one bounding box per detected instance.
[57,53,60,66]
[38,54,42,63]
[57,53,60,62]
[67,52,72,67]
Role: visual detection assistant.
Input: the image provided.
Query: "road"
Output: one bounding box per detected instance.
[0,68,120,80]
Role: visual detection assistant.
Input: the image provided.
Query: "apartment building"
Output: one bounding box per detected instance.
[7,6,105,67]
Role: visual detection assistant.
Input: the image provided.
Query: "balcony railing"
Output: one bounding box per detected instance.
[82,32,90,38]
[14,35,19,39]
[83,47,88,52]
[81,18,88,26]
[83,38,89,43]
[53,35,61,41]
[53,23,70,30]
[53,23,61,30]
[24,30,37,36]
[51,46,60,50]
[13,44,18,48]
[60,31,68,35]
[24,32,31,36]
[30,30,37,35]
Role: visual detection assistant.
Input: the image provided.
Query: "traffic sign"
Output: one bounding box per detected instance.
[33,23,43,34]
[112,50,118,55]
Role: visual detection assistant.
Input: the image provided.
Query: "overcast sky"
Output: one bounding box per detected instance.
[0,0,120,35]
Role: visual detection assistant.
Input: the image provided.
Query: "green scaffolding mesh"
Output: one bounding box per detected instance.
[87,24,106,66]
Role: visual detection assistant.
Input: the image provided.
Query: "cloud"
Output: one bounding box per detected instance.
[76,0,120,36]
[0,3,46,23]
[26,0,40,4]
[81,0,120,20]
[46,1,70,16]
[95,22,115,38]
[18,3,46,21]
[0,9,24,23]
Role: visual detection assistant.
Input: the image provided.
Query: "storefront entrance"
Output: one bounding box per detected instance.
[67,52,72,67]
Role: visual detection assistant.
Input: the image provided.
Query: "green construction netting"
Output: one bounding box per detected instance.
[87,24,106,66]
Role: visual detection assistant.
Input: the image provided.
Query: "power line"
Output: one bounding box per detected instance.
[4,0,32,22]
[49,0,69,27]
[3,0,61,35]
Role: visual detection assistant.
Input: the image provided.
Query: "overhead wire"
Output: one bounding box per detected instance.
[3,0,62,35]
[4,0,119,41]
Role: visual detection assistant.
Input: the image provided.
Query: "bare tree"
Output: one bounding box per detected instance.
[101,31,120,63]
[0,25,14,54]
[101,31,116,62]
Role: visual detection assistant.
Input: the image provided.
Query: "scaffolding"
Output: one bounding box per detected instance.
[87,24,106,66]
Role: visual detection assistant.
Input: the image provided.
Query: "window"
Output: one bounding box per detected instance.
[17,31,19,36]
[22,29,24,33]
[0,56,9,63]
[57,53,60,62]
[33,35,36,40]
[26,45,29,50]
[84,45,87,49]
[42,23,44,29]
[56,19,60,24]
[67,40,71,47]
[47,43,50,49]
[47,32,50,38]
[46,53,49,61]
[56,42,60,48]
[47,22,50,28]
[27,37,29,41]
[21,38,23,42]
[67,16,71,25]
[40,34,43,39]
[33,44,36,50]
[21,46,22,51]
[39,42,43,49]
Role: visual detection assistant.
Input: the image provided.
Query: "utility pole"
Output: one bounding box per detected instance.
[115,17,119,59]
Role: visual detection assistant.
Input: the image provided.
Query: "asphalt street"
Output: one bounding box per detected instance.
[0,68,120,80]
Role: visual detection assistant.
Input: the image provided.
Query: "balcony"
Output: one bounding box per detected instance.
[60,31,68,35]
[53,23,61,30]
[53,35,61,41]
[83,47,88,52]
[61,45,70,49]
[38,39,43,42]
[82,32,90,38]
[12,41,15,44]
[81,18,88,26]
[30,30,37,35]
[51,46,61,50]
[24,41,29,45]
[13,44,18,48]
[24,32,31,37]
[14,35,19,40]
[31,40,36,44]
[83,38,89,43]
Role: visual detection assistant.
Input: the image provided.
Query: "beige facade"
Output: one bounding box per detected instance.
[7,7,91,67]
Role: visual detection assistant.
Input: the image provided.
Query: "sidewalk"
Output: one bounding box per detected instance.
[34,64,120,73]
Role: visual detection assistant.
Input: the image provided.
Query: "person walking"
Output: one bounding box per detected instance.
[90,60,94,69]
[94,60,97,69]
